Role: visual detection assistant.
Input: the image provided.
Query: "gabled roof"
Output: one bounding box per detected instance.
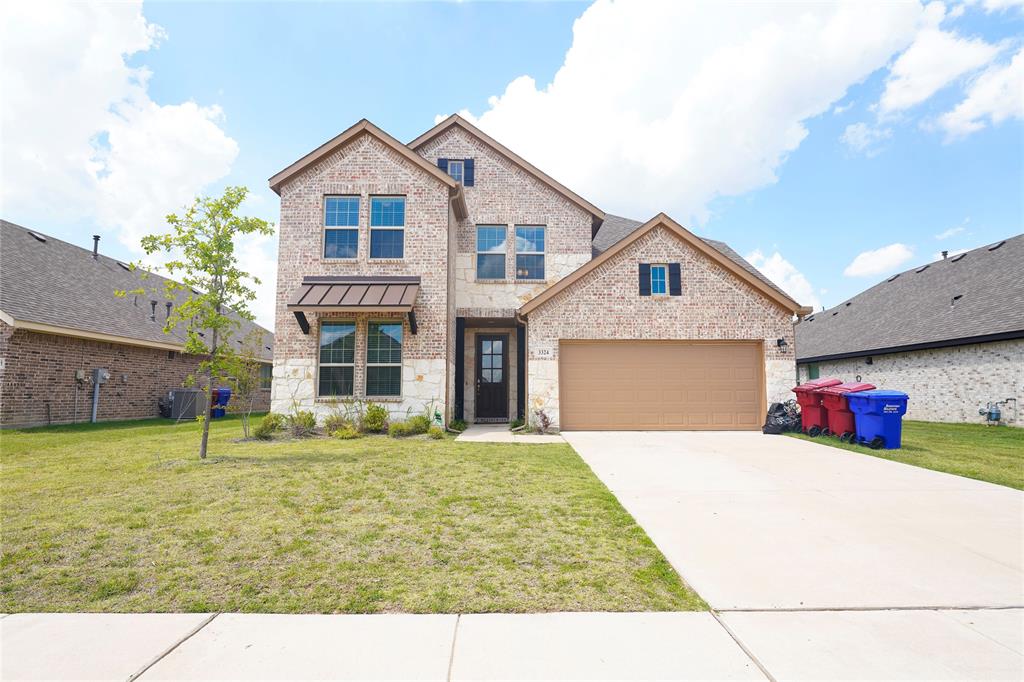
[268,118,458,196]
[0,220,274,360]
[796,234,1024,362]
[594,214,791,300]
[519,213,806,315]
[408,114,605,222]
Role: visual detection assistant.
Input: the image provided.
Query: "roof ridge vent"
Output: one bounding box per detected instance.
[915,264,929,273]
[886,273,901,282]
[951,253,966,262]
[987,240,1006,251]
[27,231,47,242]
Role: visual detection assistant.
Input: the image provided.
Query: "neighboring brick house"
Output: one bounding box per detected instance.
[270,116,808,430]
[0,221,274,428]
[796,235,1024,427]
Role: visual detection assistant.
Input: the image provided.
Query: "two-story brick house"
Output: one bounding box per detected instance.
[270,115,809,430]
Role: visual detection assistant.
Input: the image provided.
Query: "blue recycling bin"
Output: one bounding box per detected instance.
[209,388,231,418]
[847,390,909,450]
[216,388,231,407]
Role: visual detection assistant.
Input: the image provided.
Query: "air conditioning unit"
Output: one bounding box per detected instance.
[161,388,206,420]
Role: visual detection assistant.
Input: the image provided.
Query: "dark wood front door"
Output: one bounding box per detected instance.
[475,334,508,421]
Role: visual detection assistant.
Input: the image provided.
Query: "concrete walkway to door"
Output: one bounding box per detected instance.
[564,430,1024,678]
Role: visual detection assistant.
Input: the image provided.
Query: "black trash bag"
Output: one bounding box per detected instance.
[762,400,801,434]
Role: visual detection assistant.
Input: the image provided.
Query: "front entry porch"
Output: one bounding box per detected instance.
[455,317,525,424]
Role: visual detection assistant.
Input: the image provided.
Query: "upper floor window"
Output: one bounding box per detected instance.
[324,196,359,259]
[476,226,507,280]
[369,196,405,259]
[318,321,356,397]
[515,226,545,280]
[448,159,464,184]
[650,264,668,295]
[366,322,403,397]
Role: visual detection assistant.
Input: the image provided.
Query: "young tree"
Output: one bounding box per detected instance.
[126,186,274,459]
[225,328,268,440]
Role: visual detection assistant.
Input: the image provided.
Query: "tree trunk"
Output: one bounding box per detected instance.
[199,325,218,460]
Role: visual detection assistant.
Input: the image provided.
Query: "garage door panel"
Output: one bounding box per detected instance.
[559,341,763,431]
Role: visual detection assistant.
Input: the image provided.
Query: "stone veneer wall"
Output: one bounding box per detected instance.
[797,339,1024,426]
[0,324,270,428]
[462,327,518,422]
[271,133,451,421]
[524,225,796,429]
[414,126,593,315]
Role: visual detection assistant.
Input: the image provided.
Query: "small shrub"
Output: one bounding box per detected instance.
[289,410,317,438]
[334,425,361,440]
[533,409,552,434]
[362,403,388,433]
[509,417,524,430]
[261,412,285,432]
[322,413,350,436]
[427,425,445,440]
[388,420,415,438]
[253,416,278,440]
[449,418,468,432]
[407,414,431,434]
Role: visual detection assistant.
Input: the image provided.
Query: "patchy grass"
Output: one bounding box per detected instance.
[0,416,703,613]
[789,420,1024,490]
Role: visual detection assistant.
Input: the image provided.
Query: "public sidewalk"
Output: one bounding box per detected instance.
[3,609,1022,680]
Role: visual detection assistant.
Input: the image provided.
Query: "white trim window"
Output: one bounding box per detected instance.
[448,159,464,184]
[366,321,403,397]
[650,264,668,295]
[515,225,545,280]
[324,196,359,259]
[369,196,405,259]
[476,225,507,280]
[318,321,356,396]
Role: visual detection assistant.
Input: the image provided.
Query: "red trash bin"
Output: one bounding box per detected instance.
[792,378,842,436]
[818,382,876,441]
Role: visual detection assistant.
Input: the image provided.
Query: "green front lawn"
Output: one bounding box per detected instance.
[0,416,703,614]
[789,420,1024,490]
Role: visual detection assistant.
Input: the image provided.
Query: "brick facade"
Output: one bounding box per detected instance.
[798,339,1024,427]
[0,323,270,428]
[270,133,452,420]
[524,225,796,428]
[415,126,593,316]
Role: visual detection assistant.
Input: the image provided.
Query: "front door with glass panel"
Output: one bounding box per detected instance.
[475,334,508,421]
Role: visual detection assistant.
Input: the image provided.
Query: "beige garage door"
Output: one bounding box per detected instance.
[559,341,764,431]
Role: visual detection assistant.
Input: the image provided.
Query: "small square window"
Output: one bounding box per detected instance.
[448,159,464,183]
[650,265,668,295]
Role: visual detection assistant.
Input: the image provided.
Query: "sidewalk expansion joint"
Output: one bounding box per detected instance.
[446,613,461,682]
[128,612,220,681]
[709,609,776,682]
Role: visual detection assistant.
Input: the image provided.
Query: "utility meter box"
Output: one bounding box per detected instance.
[92,368,110,384]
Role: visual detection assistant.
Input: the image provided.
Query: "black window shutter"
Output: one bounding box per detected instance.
[669,263,682,296]
[639,263,651,296]
[463,159,474,186]
[437,158,449,173]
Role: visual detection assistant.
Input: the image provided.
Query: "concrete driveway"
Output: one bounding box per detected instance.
[564,431,1023,610]
[564,431,1024,678]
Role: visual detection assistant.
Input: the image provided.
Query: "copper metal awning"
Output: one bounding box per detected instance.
[287,276,420,334]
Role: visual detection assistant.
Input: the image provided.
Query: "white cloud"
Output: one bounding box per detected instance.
[745,249,821,310]
[935,219,969,239]
[937,47,1024,139]
[967,0,1024,12]
[843,243,916,277]
[832,101,855,115]
[0,1,238,252]
[840,122,893,156]
[878,19,1000,114]
[450,0,923,223]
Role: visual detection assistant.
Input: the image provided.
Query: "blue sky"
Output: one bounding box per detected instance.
[2,1,1022,328]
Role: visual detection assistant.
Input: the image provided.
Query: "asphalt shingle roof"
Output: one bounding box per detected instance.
[592,214,792,299]
[795,233,1024,361]
[0,220,273,361]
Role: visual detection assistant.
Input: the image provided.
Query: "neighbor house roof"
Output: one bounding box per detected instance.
[268,119,468,219]
[520,213,806,316]
[593,214,793,301]
[795,234,1024,363]
[408,114,605,222]
[0,220,274,361]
